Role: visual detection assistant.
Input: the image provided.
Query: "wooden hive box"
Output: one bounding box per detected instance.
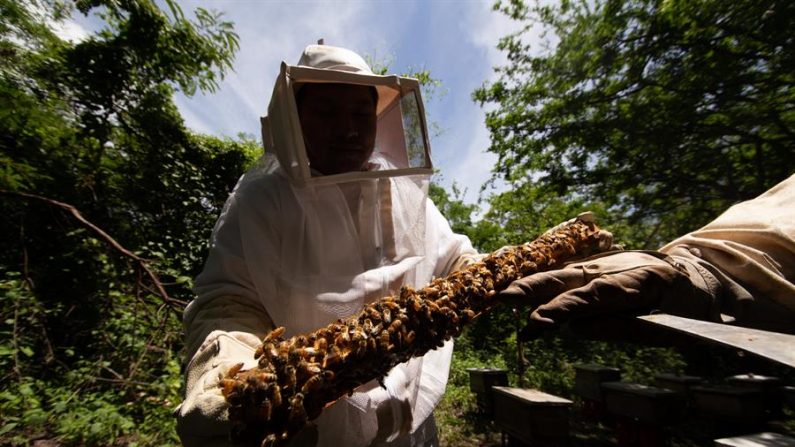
[601,382,683,425]
[574,363,621,402]
[654,373,703,396]
[492,386,573,445]
[466,368,509,414]
[690,385,766,424]
[726,374,783,415]
[782,386,795,409]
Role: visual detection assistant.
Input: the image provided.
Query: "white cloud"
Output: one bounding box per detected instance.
[51,19,89,43]
[426,2,524,206]
[173,0,400,137]
[21,0,90,43]
[465,1,523,82]
[430,1,553,208]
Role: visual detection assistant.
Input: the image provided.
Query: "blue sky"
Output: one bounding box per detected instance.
[63,1,536,204]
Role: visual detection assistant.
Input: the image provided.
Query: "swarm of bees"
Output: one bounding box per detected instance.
[221,213,608,445]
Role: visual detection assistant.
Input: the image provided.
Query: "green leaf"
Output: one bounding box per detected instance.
[0,423,17,436]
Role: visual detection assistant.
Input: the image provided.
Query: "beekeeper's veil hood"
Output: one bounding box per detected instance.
[261,43,433,185]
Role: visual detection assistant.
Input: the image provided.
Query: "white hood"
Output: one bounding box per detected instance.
[260,44,434,186]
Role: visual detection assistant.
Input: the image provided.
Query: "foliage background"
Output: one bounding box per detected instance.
[1,0,793,445]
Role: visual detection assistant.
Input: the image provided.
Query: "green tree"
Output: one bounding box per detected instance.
[0,1,254,444]
[475,0,795,247]
[436,2,795,443]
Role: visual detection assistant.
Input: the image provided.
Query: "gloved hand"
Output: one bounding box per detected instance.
[497,251,722,339]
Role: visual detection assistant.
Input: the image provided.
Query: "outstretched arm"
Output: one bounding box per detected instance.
[498,174,795,336]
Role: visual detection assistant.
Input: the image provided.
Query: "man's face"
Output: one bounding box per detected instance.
[296,83,378,176]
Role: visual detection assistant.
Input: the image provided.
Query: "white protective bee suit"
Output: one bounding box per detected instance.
[175,45,479,447]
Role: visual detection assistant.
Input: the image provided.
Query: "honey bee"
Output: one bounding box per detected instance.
[435,296,454,309]
[277,341,291,356]
[298,361,321,376]
[301,374,324,394]
[322,345,343,368]
[404,330,416,344]
[284,365,297,390]
[256,342,279,362]
[382,308,392,324]
[367,336,377,352]
[226,362,245,378]
[269,382,282,408]
[423,285,440,299]
[355,338,367,355]
[221,378,238,396]
[440,307,459,325]
[263,326,286,343]
[520,261,536,272]
[420,304,433,322]
[387,319,402,334]
[378,330,392,351]
[306,333,317,346]
[288,393,308,432]
[293,335,309,348]
[381,299,400,311]
[364,307,382,321]
[315,327,333,341]
[314,337,328,353]
[259,399,272,422]
[334,329,350,347]
[351,326,367,342]
[245,374,260,389]
[290,347,318,358]
[409,296,423,312]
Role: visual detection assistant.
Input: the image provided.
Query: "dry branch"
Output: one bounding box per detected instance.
[222,213,609,445]
[0,189,186,310]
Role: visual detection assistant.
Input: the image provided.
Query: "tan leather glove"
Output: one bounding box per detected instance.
[497,251,723,339]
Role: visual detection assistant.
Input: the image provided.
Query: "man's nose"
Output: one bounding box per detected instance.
[337,112,358,138]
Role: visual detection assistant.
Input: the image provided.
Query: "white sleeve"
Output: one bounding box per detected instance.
[426,198,480,277]
[660,173,795,331]
[176,182,277,445]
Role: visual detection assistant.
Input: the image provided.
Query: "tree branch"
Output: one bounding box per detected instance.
[0,190,183,310]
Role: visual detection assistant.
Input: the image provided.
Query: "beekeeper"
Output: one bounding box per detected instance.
[499,173,795,336]
[175,44,480,446]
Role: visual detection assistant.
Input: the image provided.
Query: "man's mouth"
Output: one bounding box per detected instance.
[332,143,367,153]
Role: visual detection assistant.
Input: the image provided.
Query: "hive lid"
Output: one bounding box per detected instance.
[601,382,680,398]
[493,386,573,406]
